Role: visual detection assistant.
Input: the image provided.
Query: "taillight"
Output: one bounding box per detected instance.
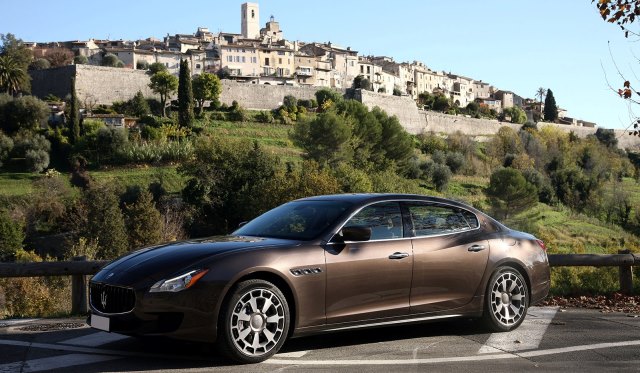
[535,239,547,252]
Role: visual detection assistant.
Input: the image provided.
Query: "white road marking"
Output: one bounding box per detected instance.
[0,353,120,372]
[263,339,640,365]
[0,339,207,361]
[478,306,558,354]
[60,331,130,347]
[274,350,309,358]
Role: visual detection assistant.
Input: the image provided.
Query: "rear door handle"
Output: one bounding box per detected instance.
[468,244,486,252]
[389,252,409,259]
[388,252,409,259]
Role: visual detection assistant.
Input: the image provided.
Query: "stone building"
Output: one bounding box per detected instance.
[241,2,261,39]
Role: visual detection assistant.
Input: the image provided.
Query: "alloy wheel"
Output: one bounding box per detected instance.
[489,271,527,326]
[230,288,286,357]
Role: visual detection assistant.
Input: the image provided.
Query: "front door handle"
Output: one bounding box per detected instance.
[388,252,409,259]
[468,244,486,252]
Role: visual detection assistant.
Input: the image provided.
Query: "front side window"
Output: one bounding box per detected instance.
[344,202,403,240]
[234,200,353,240]
[407,204,478,237]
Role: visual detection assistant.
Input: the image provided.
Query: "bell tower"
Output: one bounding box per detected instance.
[241,3,260,39]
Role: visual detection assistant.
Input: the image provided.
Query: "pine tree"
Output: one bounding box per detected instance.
[124,190,163,250]
[178,59,194,127]
[130,90,150,117]
[544,89,558,122]
[68,77,80,144]
[83,184,129,259]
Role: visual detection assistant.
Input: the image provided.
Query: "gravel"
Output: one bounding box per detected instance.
[541,293,640,315]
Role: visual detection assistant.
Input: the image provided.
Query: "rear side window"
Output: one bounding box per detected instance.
[407,203,478,237]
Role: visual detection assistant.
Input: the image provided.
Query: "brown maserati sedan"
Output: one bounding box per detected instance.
[89,194,550,363]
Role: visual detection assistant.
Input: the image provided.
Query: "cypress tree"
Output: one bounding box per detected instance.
[178,59,194,127]
[68,76,80,143]
[544,89,558,122]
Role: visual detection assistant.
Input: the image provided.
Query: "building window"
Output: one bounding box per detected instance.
[265,57,270,66]
[251,9,255,18]
[241,56,246,63]
[279,58,282,64]
[196,64,201,69]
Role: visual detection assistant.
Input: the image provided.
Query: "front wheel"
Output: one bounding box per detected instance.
[218,279,290,364]
[482,266,528,332]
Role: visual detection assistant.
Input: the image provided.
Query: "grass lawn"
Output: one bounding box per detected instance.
[207,120,303,163]
[89,166,186,194]
[0,172,39,197]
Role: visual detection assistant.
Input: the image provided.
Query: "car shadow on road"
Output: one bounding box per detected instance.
[278,317,489,354]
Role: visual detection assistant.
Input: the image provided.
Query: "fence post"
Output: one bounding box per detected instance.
[71,256,88,314]
[618,249,634,295]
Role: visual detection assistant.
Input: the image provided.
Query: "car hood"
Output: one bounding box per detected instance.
[91,235,295,285]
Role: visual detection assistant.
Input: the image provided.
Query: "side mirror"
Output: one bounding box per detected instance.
[340,226,371,242]
[237,221,248,229]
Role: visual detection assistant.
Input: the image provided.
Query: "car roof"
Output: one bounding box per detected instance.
[296,193,474,210]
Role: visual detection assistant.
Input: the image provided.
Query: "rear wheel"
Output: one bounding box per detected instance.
[218,279,290,364]
[482,266,528,332]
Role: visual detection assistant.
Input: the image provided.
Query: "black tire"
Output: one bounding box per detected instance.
[482,266,529,332]
[217,279,290,364]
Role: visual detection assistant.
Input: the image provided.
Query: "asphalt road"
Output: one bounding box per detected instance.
[1,307,639,372]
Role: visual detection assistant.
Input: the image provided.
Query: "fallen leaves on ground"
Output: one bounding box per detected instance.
[541,293,640,315]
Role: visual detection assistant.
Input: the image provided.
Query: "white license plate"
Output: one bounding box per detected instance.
[90,314,110,332]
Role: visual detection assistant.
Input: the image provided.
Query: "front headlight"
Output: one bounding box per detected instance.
[149,269,209,293]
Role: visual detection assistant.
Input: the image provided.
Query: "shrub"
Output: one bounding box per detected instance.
[315,88,342,111]
[0,131,13,167]
[445,152,465,174]
[0,210,23,261]
[136,60,149,70]
[11,132,51,172]
[255,110,274,124]
[332,163,373,193]
[73,55,88,65]
[431,163,452,192]
[228,101,247,122]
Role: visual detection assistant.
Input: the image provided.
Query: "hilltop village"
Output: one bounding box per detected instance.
[24,2,592,127]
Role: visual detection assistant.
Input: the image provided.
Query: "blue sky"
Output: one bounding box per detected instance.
[3,0,638,130]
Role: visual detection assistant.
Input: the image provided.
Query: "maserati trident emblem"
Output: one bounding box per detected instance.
[101,291,107,309]
[107,272,114,279]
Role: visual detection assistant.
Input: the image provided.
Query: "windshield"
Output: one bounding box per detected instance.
[233,200,353,240]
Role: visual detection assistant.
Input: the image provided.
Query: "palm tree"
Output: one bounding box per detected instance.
[535,87,546,107]
[0,55,28,95]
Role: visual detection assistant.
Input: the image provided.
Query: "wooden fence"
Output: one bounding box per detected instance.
[0,252,637,315]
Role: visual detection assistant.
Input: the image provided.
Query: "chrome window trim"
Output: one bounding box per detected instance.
[328,198,481,243]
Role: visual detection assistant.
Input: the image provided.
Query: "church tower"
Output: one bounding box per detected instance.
[241,3,260,39]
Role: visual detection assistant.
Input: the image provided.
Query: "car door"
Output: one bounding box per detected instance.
[405,202,489,313]
[324,201,413,324]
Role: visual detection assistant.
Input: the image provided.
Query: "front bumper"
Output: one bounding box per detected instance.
[88,283,223,343]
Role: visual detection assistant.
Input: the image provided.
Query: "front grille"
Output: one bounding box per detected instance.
[90,282,136,314]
